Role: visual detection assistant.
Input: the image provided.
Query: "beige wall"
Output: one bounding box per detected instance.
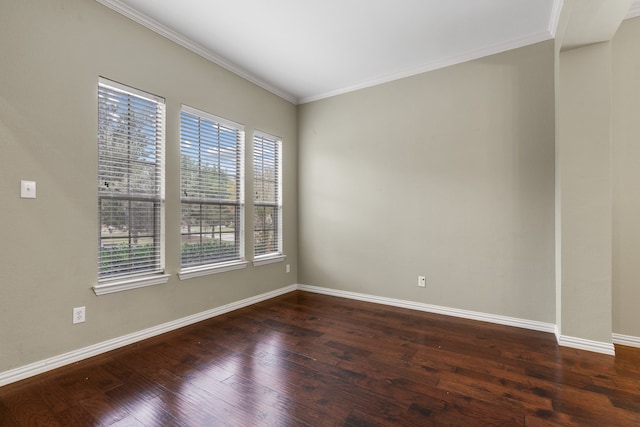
[298,41,556,323]
[556,41,613,342]
[612,17,640,338]
[2,0,638,378]
[0,0,297,372]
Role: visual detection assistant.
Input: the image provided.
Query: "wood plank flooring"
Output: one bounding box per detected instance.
[1,291,639,426]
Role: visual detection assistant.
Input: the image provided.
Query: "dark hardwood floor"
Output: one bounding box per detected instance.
[1,291,639,426]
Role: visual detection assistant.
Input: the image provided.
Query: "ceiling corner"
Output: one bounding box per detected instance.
[94,0,298,104]
[627,0,640,18]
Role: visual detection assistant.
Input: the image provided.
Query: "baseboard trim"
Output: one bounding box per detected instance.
[3,283,629,387]
[557,335,616,355]
[297,284,556,334]
[612,333,640,349]
[298,285,624,356]
[0,284,297,387]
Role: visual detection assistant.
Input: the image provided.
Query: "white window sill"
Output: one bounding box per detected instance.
[253,254,286,267]
[93,273,171,296]
[179,260,248,280]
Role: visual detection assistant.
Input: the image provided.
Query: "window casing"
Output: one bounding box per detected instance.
[179,106,245,277]
[96,78,168,294]
[253,131,283,264]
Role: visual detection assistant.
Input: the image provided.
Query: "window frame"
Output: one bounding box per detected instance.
[178,105,247,280]
[94,77,169,295]
[252,131,285,266]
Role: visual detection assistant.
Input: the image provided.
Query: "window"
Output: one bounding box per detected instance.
[95,78,168,295]
[179,106,246,278]
[253,131,284,265]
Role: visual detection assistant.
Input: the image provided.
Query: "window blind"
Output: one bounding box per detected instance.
[97,78,165,280]
[253,132,282,257]
[180,106,244,268]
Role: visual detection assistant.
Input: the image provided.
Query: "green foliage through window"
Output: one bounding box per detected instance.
[98,78,165,280]
[180,106,244,268]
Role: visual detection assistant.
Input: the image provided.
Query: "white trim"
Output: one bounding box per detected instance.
[299,30,553,104]
[298,285,620,356]
[94,0,297,104]
[0,284,297,387]
[254,130,283,142]
[181,104,245,132]
[548,0,564,37]
[99,76,165,103]
[253,254,286,267]
[93,273,171,296]
[95,0,557,105]
[297,284,556,334]
[4,282,627,387]
[178,261,248,280]
[612,333,640,348]
[557,335,615,356]
[627,0,640,19]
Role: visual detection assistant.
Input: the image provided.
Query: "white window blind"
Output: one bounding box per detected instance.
[180,106,244,268]
[97,78,165,281]
[253,132,282,258]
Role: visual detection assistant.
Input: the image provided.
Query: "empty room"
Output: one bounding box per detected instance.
[2,0,640,425]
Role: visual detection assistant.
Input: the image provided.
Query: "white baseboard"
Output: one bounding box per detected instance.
[3,283,632,387]
[0,284,297,387]
[298,285,626,356]
[612,333,640,349]
[557,334,616,355]
[297,284,556,334]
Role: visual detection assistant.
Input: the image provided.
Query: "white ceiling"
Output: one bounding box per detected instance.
[97,1,637,104]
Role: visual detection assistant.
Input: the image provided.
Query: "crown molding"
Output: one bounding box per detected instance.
[94,0,298,104]
[548,0,564,37]
[97,0,567,106]
[627,0,640,19]
[300,30,553,104]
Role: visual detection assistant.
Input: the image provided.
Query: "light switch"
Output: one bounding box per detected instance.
[21,180,36,199]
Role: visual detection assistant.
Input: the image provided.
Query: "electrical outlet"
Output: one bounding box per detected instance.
[286,264,291,273]
[73,306,86,324]
[20,180,36,199]
[418,276,426,287]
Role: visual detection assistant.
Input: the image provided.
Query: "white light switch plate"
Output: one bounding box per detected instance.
[21,180,36,199]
